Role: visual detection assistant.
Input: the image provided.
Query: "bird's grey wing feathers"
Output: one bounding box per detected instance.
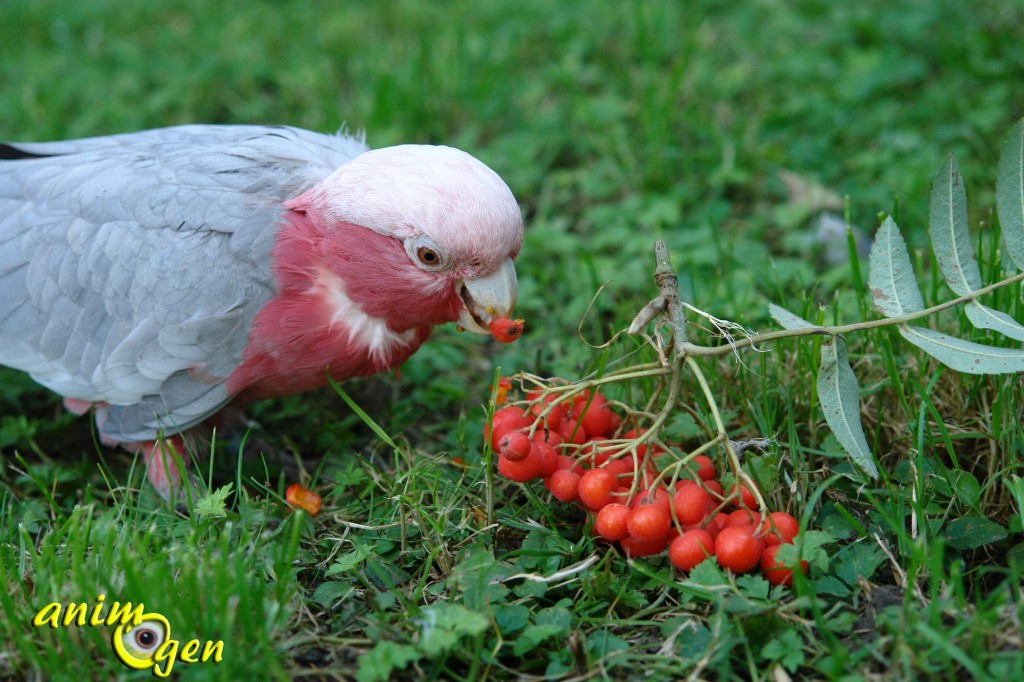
[0,124,369,441]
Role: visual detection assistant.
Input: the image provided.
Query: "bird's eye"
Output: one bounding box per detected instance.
[417,246,440,266]
[405,236,448,271]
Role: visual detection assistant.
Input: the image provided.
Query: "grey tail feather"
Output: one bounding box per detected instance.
[0,144,55,160]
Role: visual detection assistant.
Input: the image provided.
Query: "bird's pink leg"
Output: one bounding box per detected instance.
[67,399,213,499]
[139,436,191,501]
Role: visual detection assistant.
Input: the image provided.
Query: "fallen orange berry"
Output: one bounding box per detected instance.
[489,317,525,343]
[493,377,512,405]
[285,483,322,515]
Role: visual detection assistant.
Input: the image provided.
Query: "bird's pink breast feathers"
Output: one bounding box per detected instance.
[225,210,459,400]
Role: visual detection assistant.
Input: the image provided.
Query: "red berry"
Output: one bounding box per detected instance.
[544,469,581,502]
[621,429,648,460]
[691,455,716,481]
[534,442,559,478]
[486,406,530,451]
[703,479,725,497]
[595,503,630,541]
[672,482,712,525]
[669,529,715,572]
[498,430,532,462]
[585,406,616,438]
[619,535,666,557]
[725,508,762,528]
[575,395,615,438]
[604,457,636,478]
[577,469,618,511]
[558,418,588,446]
[488,317,525,343]
[764,512,800,546]
[700,511,726,539]
[580,438,611,467]
[626,504,672,544]
[730,482,760,509]
[761,544,809,586]
[532,428,564,448]
[605,457,641,489]
[570,390,603,415]
[681,512,724,540]
[530,400,566,431]
[665,525,682,545]
[714,525,765,574]
[630,486,672,515]
[556,454,583,474]
[497,448,542,482]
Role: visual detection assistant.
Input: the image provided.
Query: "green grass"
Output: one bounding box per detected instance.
[2,0,1024,679]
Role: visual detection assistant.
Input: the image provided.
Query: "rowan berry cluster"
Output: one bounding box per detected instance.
[486,383,808,586]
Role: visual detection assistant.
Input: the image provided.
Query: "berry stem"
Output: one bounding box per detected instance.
[679,270,1024,357]
[652,239,689,356]
[684,355,771,514]
[642,240,773,518]
[645,433,726,493]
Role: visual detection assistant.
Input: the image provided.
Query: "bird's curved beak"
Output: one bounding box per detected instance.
[457,257,518,334]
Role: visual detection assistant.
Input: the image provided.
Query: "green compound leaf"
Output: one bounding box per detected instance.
[868,216,924,318]
[930,153,982,296]
[194,483,233,519]
[997,117,1024,271]
[964,301,1024,342]
[900,325,1024,374]
[816,336,877,478]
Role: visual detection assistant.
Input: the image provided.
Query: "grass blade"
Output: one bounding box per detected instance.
[816,336,878,478]
[327,377,400,450]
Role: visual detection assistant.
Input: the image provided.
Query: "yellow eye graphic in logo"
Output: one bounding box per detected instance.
[111,612,171,669]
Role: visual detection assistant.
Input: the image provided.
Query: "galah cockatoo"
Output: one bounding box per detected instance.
[0,125,523,498]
